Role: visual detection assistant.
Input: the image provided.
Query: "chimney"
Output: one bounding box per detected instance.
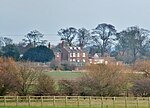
[61,41,64,48]
[48,42,51,48]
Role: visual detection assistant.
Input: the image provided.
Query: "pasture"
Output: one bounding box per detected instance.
[0,106,149,108]
[45,71,85,80]
[0,107,108,108]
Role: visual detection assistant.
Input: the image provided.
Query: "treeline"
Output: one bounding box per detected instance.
[0,32,55,62]
[58,24,150,63]
[0,57,150,97]
[0,24,150,63]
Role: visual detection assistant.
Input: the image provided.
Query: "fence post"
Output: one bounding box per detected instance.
[89,96,92,107]
[16,96,18,106]
[65,96,67,106]
[113,97,115,108]
[77,96,80,107]
[41,96,43,106]
[53,96,55,107]
[4,96,6,106]
[148,97,150,108]
[136,97,139,108]
[125,97,127,108]
[28,96,31,106]
[101,97,103,108]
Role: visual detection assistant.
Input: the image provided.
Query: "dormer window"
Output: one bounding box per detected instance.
[70,47,72,50]
[74,47,77,50]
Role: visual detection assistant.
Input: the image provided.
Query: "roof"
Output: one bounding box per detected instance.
[52,41,87,54]
[64,46,83,53]
[93,53,102,58]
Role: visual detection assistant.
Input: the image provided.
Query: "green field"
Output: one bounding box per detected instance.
[0,106,95,108]
[46,71,85,80]
[0,107,98,108]
[0,106,148,108]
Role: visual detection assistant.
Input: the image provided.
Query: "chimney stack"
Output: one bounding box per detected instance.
[48,42,51,48]
[61,41,64,48]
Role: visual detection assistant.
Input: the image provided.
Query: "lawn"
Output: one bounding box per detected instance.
[0,106,108,108]
[45,71,85,80]
[0,106,148,108]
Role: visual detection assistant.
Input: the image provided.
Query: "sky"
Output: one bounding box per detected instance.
[0,0,150,45]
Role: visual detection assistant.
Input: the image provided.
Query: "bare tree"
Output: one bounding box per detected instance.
[35,74,55,96]
[133,60,150,77]
[92,23,116,56]
[116,26,150,63]
[23,30,47,47]
[58,27,77,46]
[80,64,127,96]
[16,62,40,96]
[131,78,150,97]
[0,58,18,95]
[58,80,78,96]
[76,28,91,49]
[0,37,13,47]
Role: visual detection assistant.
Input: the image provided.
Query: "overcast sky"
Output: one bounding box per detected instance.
[0,0,150,45]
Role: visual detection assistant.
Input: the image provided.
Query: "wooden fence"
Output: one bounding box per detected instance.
[0,96,150,108]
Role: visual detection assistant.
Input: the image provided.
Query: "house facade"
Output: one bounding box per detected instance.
[89,53,122,65]
[52,41,88,66]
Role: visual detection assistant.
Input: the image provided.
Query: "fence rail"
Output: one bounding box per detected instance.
[0,96,150,108]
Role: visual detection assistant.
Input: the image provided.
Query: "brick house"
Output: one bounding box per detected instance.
[52,41,88,66]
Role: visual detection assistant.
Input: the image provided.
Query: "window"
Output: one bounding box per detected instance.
[73,53,76,57]
[83,59,85,62]
[89,59,92,63]
[77,53,80,57]
[56,54,59,57]
[105,61,108,65]
[74,47,77,50]
[99,59,104,64]
[83,53,85,57]
[70,47,73,50]
[70,53,72,57]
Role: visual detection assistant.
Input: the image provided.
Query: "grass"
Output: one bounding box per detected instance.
[0,106,148,108]
[45,71,85,80]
